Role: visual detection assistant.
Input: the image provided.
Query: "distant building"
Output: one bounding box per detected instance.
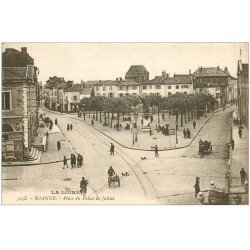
[125,65,149,83]
[63,84,84,112]
[2,47,39,161]
[193,66,231,107]
[237,61,249,127]
[44,76,72,111]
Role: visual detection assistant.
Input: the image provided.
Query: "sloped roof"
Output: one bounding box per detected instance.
[193,67,229,77]
[147,76,165,84]
[119,81,140,86]
[80,87,93,95]
[64,84,83,92]
[126,65,149,76]
[166,74,193,84]
[94,80,117,86]
[2,67,27,80]
[242,64,248,77]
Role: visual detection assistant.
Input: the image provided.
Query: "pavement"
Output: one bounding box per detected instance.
[69,110,217,151]
[229,109,249,204]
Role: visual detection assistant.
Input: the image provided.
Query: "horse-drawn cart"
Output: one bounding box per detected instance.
[108,174,120,187]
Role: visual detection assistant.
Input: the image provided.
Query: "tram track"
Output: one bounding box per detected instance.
[71,117,161,203]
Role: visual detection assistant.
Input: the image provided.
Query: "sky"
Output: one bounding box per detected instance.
[2,43,248,85]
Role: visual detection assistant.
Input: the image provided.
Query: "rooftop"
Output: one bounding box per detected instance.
[126,65,149,76]
[193,67,229,77]
[2,66,36,81]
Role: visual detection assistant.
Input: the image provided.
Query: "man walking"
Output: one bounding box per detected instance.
[110,143,115,155]
[193,120,196,129]
[63,156,68,169]
[70,124,73,131]
[80,177,88,196]
[193,177,200,197]
[154,145,159,157]
[240,168,247,186]
[57,141,61,151]
[183,128,186,138]
[67,124,70,131]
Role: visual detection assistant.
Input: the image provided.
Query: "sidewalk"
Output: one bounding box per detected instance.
[230,110,249,204]
[71,110,218,151]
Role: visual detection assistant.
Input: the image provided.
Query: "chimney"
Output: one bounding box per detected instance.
[99,80,101,83]
[119,77,122,82]
[162,70,166,79]
[21,47,27,54]
[5,48,12,53]
[189,69,191,75]
[224,67,229,74]
[116,78,119,82]
[217,66,220,71]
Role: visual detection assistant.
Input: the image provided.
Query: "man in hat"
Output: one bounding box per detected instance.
[240,168,247,186]
[110,143,115,155]
[108,166,115,177]
[193,177,200,196]
[57,141,61,151]
[154,145,159,157]
[80,177,88,196]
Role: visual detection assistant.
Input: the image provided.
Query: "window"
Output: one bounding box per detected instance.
[96,86,99,91]
[181,85,189,89]
[156,93,160,96]
[118,86,123,91]
[2,92,11,110]
[149,85,153,89]
[133,86,137,90]
[73,96,77,100]
[216,93,220,99]
[176,86,179,89]
[143,86,147,90]
[168,86,171,89]
[103,86,106,91]
[120,94,123,97]
[155,85,161,89]
[216,87,220,91]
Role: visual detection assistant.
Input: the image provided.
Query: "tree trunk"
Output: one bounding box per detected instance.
[188,110,190,121]
[191,109,194,119]
[104,112,107,124]
[169,110,171,119]
[158,109,160,124]
[180,113,183,127]
[100,110,102,123]
[117,113,120,131]
[184,112,187,124]
[95,111,98,121]
[176,112,179,130]
[110,113,113,128]
[89,110,90,117]
[122,113,125,121]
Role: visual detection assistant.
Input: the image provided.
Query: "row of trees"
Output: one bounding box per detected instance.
[80,92,216,130]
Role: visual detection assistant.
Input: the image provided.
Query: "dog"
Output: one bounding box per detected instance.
[141,156,147,161]
[122,172,129,177]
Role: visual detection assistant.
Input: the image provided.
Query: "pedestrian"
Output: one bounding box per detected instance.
[183,128,186,138]
[70,154,74,169]
[63,156,68,169]
[141,119,143,126]
[193,120,196,129]
[154,145,159,157]
[186,128,191,139]
[240,168,247,186]
[80,177,88,196]
[108,166,115,177]
[150,115,153,123]
[79,154,83,167]
[166,125,169,136]
[149,126,152,136]
[231,138,235,150]
[70,124,73,131]
[67,124,70,131]
[57,141,61,151]
[46,131,49,138]
[91,120,94,126]
[238,127,242,138]
[239,118,242,127]
[55,118,58,125]
[193,177,200,197]
[72,154,76,168]
[110,143,115,155]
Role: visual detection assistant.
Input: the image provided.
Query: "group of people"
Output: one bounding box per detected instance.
[233,117,242,127]
[158,124,170,136]
[67,124,73,131]
[183,128,191,139]
[63,154,84,169]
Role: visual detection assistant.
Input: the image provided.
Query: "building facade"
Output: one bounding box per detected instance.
[2,47,39,161]
[237,61,249,127]
[193,66,231,107]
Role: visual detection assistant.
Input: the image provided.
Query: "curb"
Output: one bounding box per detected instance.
[71,110,218,152]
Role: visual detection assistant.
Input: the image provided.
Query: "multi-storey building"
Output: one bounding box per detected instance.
[125,65,149,83]
[2,47,39,161]
[237,61,249,127]
[193,66,231,107]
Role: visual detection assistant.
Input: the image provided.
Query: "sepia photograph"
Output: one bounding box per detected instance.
[1,42,249,205]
